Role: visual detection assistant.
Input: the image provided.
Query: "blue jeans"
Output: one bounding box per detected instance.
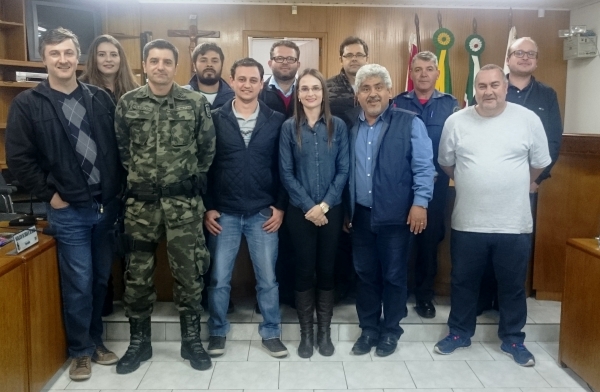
[207,211,281,339]
[351,204,411,340]
[47,198,119,358]
[448,230,531,343]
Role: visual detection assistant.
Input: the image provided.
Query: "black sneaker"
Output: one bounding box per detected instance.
[207,336,226,357]
[261,338,288,358]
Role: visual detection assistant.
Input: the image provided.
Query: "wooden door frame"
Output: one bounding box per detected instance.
[243,30,328,73]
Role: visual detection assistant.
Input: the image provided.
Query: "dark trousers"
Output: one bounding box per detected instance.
[413,176,449,302]
[286,204,344,292]
[275,217,296,305]
[448,230,531,343]
[352,204,411,339]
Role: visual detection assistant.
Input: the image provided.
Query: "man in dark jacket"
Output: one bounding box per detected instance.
[6,28,125,381]
[203,58,288,358]
[184,42,234,109]
[259,40,300,118]
[348,64,434,358]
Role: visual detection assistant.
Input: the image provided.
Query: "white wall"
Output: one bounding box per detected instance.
[564,1,600,134]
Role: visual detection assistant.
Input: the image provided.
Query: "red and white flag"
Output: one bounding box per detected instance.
[405,33,418,91]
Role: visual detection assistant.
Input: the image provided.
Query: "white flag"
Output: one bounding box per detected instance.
[503,26,517,74]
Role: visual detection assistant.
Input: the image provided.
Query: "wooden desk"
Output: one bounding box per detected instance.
[559,238,600,391]
[0,230,67,392]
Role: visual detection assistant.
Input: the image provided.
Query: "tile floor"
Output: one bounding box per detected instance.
[42,296,591,392]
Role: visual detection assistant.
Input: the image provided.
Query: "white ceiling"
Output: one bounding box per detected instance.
[134,0,599,11]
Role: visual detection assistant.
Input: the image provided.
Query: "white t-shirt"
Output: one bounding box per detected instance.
[199,91,217,105]
[438,103,551,234]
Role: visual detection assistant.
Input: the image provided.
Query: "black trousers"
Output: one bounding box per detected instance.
[286,204,344,292]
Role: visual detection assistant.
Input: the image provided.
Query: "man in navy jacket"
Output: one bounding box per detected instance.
[393,51,459,319]
[203,58,288,358]
[347,64,434,357]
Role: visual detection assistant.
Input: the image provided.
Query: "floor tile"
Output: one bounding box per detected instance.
[137,361,213,389]
[344,361,415,389]
[310,341,373,362]
[41,363,71,390]
[534,360,591,388]
[402,324,448,342]
[209,361,279,389]
[99,390,171,392]
[331,302,360,323]
[105,321,166,341]
[534,299,562,308]
[64,361,151,390]
[454,388,521,392]
[385,389,451,392]
[174,390,242,392]
[522,324,560,342]
[471,324,501,342]
[481,342,555,362]
[318,390,383,392]
[405,360,483,388]
[210,339,250,361]
[520,388,590,392]
[248,340,310,361]
[280,361,347,389]
[537,342,559,360]
[427,341,494,360]
[338,324,361,341]
[370,342,432,361]
[467,360,551,387]
[527,306,561,324]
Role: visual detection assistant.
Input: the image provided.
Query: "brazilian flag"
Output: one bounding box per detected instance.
[433,28,455,94]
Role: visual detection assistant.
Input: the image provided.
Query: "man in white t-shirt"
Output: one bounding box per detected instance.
[435,64,551,367]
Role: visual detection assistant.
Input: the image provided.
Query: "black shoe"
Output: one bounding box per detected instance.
[116,317,152,374]
[262,338,289,358]
[295,289,315,359]
[255,303,261,314]
[415,300,436,318]
[351,335,378,355]
[206,336,226,357]
[180,313,212,371]
[375,335,398,357]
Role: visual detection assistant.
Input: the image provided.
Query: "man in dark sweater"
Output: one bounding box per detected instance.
[6,28,124,381]
[203,58,288,358]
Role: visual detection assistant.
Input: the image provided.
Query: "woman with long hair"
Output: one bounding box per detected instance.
[279,68,349,358]
[80,34,139,102]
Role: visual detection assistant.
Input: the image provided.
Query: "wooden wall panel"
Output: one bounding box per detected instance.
[107,5,568,117]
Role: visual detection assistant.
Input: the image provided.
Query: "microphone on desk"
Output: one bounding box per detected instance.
[8,194,37,227]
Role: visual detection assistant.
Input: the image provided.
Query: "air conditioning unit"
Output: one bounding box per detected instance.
[563,36,598,60]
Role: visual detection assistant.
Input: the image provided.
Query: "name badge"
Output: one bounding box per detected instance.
[14,226,39,253]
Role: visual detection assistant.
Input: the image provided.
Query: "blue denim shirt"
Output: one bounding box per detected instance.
[279,116,349,212]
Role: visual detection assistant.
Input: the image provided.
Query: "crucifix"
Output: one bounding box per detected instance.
[167,14,220,73]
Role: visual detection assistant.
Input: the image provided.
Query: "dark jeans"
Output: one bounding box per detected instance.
[287,204,344,292]
[352,204,411,340]
[413,176,449,302]
[276,216,296,305]
[47,197,119,357]
[448,230,531,343]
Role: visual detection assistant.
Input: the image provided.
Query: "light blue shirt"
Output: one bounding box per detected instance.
[268,77,295,97]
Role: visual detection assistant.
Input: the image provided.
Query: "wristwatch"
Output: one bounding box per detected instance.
[319,202,329,214]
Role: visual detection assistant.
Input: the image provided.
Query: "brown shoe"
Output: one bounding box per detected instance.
[92,345,119,365]
[69,356,91,381]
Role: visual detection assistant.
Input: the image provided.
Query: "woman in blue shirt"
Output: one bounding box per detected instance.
[279,68,349,358]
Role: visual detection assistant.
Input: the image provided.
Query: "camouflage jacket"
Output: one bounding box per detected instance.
[114,83,216,226]
[326,68,357,127]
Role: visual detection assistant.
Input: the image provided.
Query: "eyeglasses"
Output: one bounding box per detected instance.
[510,50,538,59]
[299,86,322,93]
[342,53,367,59]
[271,56,298,64]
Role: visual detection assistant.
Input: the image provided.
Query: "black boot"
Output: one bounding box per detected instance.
[316,289,335,356]
[116,317,152,374]
[180,312,212,370]
[295,289,315,358]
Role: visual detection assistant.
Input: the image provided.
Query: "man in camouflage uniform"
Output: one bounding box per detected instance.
[114,39,216,373]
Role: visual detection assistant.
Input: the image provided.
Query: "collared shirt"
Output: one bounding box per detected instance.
[279,116,349,212]
[355,109,434,209]
[231,100,260,147]
[507,78,534,105]
[268,77,295,97]
[355,111,385,207]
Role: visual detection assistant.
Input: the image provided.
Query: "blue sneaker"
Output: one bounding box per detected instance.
[501,342,535,367]
[434,334,471,354]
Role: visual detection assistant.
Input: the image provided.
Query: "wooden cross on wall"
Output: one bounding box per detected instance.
[167,14,220,73]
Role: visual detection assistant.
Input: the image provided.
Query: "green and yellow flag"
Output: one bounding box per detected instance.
[433,27,455,94]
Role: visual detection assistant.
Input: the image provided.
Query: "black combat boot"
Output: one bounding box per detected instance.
[316,289,335,356]
[116,317,152,374]
[295,289,315,358]
[180,312,212,370]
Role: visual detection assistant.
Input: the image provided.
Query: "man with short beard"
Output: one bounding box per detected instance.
[185,42,234,109]
[260,40,301,118]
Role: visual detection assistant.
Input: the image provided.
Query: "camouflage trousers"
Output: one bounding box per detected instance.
[123,198,210,319]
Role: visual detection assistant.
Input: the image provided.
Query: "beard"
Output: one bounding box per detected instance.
[272,69,297,82]
[198,74,220,86]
